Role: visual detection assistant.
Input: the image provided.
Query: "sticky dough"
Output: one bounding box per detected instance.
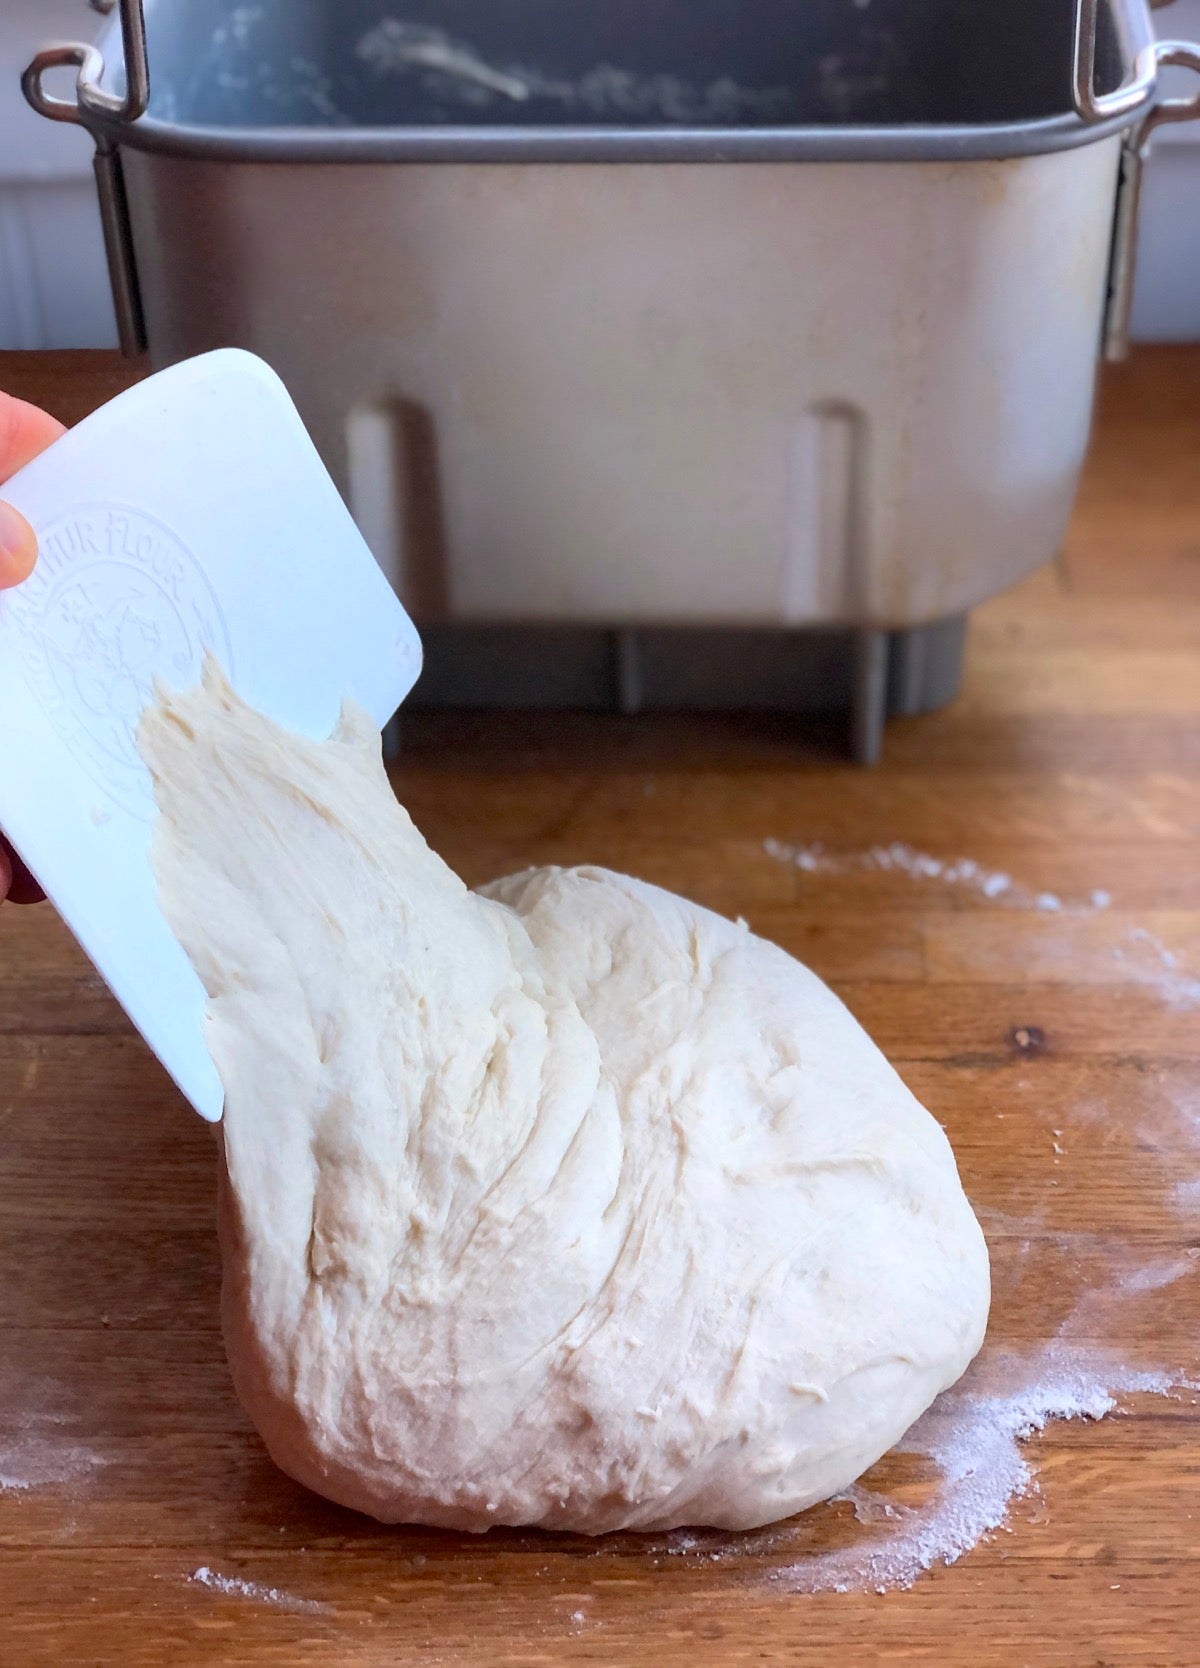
[138,662,989,1533]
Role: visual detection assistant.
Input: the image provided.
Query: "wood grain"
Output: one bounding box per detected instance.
[1,346,1199,1666]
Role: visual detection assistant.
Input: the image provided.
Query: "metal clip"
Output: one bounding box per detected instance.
[21,0,148,132]
[1103,40,1200,361]
[1074,0,1160,122]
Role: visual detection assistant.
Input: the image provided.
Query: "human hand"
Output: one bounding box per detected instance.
[1,391,66,905]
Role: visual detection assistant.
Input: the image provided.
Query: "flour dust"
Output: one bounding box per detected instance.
[765,838,1200,1008]
[188,1564,331,1615]
[0,1372,108,1496]
[763,836,1103,913]
[1111,928,1200,1009]
[777,1350,1188,1595]
[355,20,799,124]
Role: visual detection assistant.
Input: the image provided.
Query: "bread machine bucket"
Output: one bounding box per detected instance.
[22,1,1200,761]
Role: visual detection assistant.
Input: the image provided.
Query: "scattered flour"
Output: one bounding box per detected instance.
[1112,928,1200,1009]
[1172,1176,1200,1216]
[355,21,798,123]
[188,1565,330,1615]
[357,21,532,103]
[762,838,1077,909]
[1099,1250,1199,1300]
[769,1346,1190,1595]
[833,1482,908,1525]
[0,1434,106,1495]
[0,1377,108,1495]
[206,2,264,54]
[765,840,1200,1007]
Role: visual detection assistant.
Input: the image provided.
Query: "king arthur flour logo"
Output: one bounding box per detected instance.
[10,503,232,817]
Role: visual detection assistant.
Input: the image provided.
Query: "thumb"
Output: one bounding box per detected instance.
[0,500,38,588]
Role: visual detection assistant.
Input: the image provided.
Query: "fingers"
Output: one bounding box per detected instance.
[0,836,43,906]
[0,393,65,589]
[0,394,65,482]
[0,501,38,587]
[7,856,45,905]
[0,391,61,897]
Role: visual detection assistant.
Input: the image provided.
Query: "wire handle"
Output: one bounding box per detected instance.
[20,0,149,355]
[21,0,148,132]
[1102,39,1200,360]
[1074,0,1159,122]
[1141,39,1200,137]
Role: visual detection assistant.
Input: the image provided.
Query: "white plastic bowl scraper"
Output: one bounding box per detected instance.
[0,349,423,1122]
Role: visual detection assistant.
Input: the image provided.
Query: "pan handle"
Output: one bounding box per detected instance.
[1140,39,1200,136]
[20,0,149,357]
[1102,39,1200,360]
[1074,0,1160,122]
[21,0,148,130]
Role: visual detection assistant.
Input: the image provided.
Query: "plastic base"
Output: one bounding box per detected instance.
[390,615,967,765]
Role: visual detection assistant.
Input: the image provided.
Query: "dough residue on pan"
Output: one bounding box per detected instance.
[137,658,989,1533]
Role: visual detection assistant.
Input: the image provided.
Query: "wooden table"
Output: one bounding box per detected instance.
[1,348,1198,1667]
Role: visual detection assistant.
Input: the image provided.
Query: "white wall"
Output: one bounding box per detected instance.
[0,0,119,348]
[1,0,1198,350]
[1129,0,1200,340]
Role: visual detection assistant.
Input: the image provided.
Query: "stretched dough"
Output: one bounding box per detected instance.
[139,662,988,1533]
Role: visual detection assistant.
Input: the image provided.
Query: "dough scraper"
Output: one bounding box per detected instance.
[0,349,423,1122]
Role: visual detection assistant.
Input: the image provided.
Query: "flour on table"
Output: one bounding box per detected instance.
[0,1372,108,1496]
[770,1345,1191,1595]
[765,840,1200,1007]
[762,837,1101,912]
[1112,928,1200,1009]
[1173,1176,1200,1216]
[188,1565,330,1614]
[0,1428,106,1495]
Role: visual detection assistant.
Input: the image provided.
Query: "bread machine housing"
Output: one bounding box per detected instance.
[24,0,1200,759]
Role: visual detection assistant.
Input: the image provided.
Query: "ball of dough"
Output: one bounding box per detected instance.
[140,664,989,1534]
